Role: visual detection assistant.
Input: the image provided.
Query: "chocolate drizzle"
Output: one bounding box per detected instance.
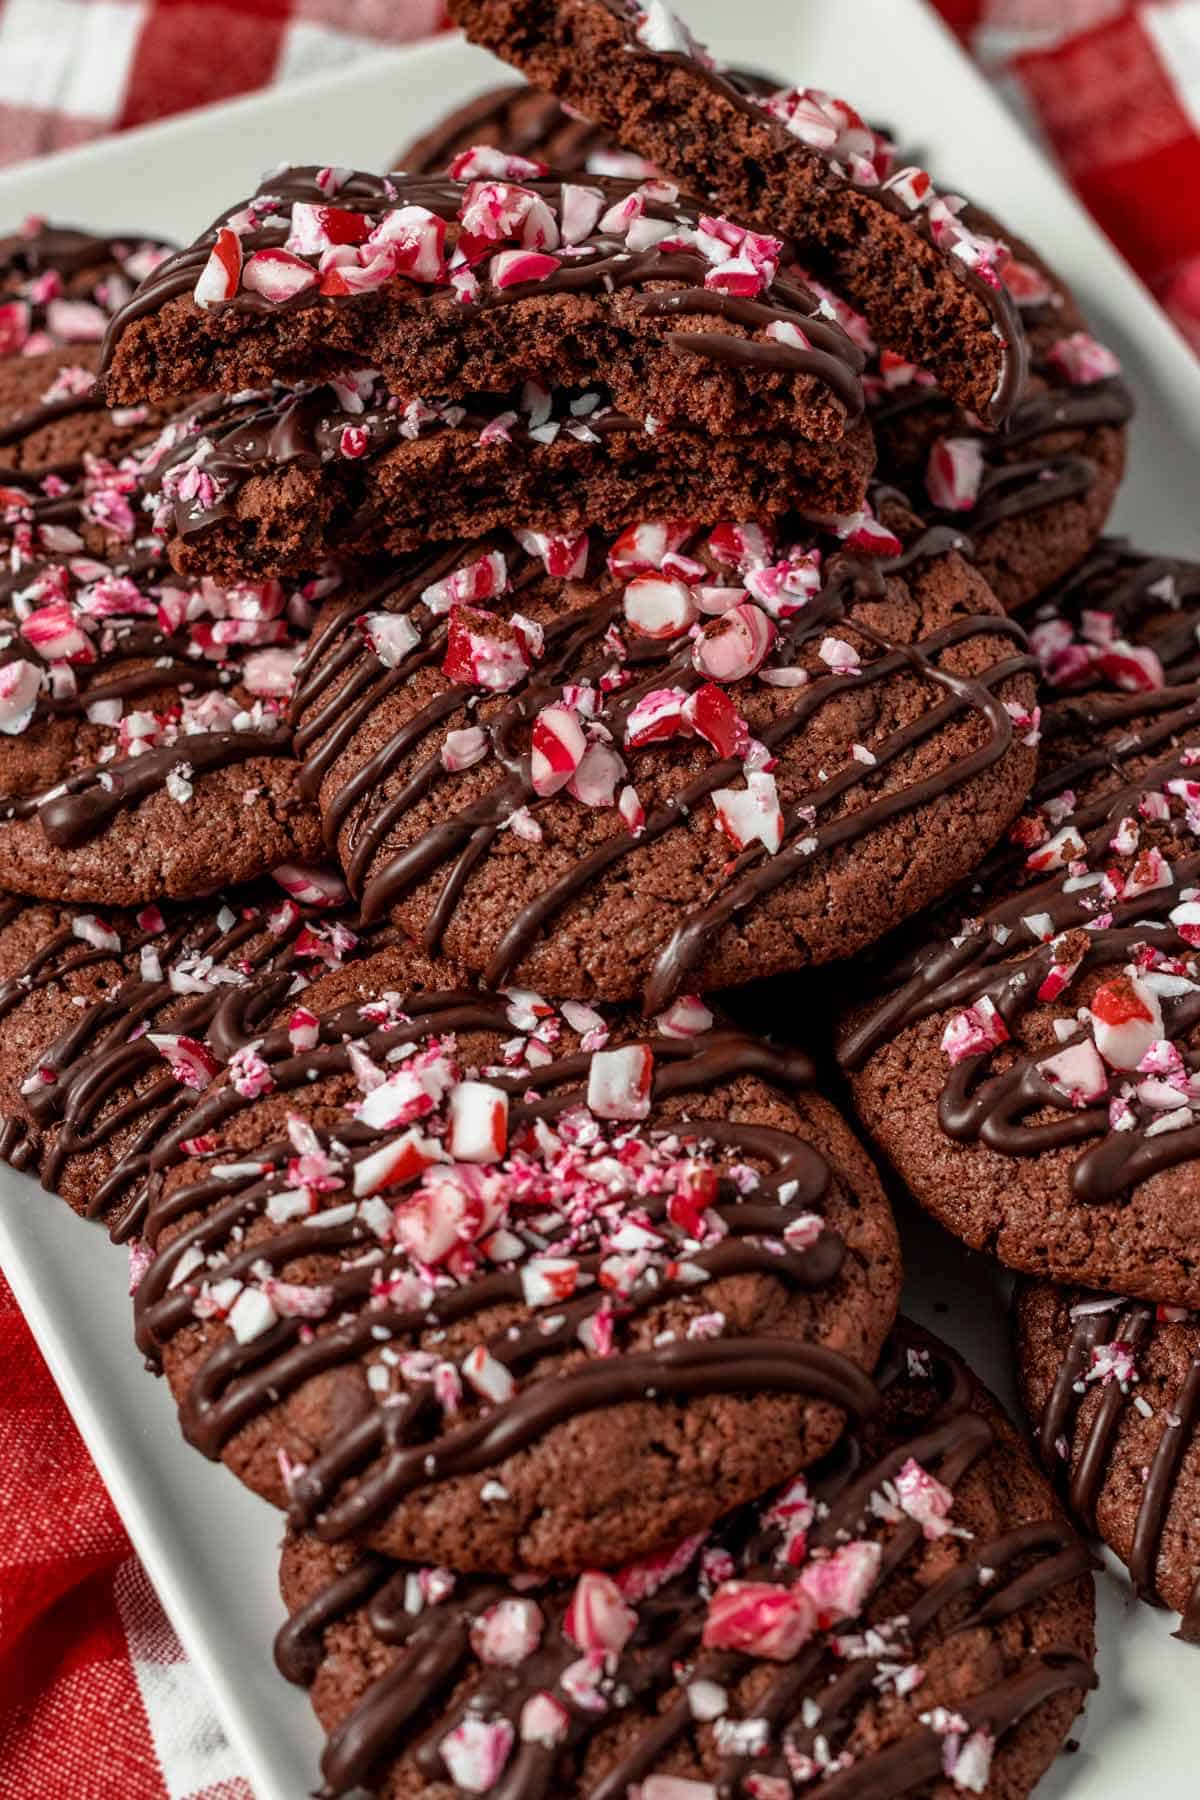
[1030,1293,1200,1642]
[446,0,1029,422]
[274,1324,1095,1799]
[285,512,1032,1011]
[99,168,866,427]
[133,977,891,1553]
[839,536,1200,1205]
[0,886,376,1240]
[0,421,313,854]
[873,364,1133,541]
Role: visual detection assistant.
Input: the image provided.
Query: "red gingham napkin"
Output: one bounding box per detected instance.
[0,3,1197,1796]
[938,0,1200,350]
[0,1271,252,1799]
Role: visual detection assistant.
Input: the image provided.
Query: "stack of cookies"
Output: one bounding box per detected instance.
[4,0,1199,1793]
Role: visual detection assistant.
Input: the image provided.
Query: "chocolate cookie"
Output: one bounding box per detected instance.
[100,168,867,461]
[133,938,902,1572]
[864,241,1131,612]
[445,0,1029,423]
[273,1320,1096,1799]
[839,543,1200,1305]
[289,495,1038,1008]
[0,346,172,480]
[1016,1281,1200,1642]
[395,66,778,178]
[0,870,374,1240]
[1,220,170,359]
[144,377,874,583]
[0,425,322,905]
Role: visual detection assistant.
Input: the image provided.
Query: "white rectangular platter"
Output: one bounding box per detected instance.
[1,3,1199,1796]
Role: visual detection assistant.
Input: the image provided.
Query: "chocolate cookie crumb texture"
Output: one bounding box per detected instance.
[99,167,868,462]
[133,941,902,1572]
[445,0,1031,424]
[394,65,779,179]
[138,373,874,584]
[274,1320,1096,1799]
[0,346,176,482]
[861,252,1131,612]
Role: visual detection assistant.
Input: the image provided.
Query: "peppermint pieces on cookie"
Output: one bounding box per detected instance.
[134,941,902,1572]
[446,0,1030,423]
[273,1322,1094,1798]
[100,168,867,452]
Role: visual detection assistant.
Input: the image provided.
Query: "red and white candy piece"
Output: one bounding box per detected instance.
[894,1458,955,1539]
[530,703,587,797]
[564,1571,638,1654]
[519,1693,570,1748]
[423,550,508,614]
[587,1044,654,1120]
[447,1080,509,1163]
[702,1580,816,1660]
[193,227,242,309]
[360,611,420,668]
[625,686,690,749]
[462,1343,516,1403]
[623,575,698,639]
[797,1539,882,1623]
[692,602,775,683]
[470,1598,544,1667]
[608,520,693,579]
[489,249,562,289]
[1047,332,1121,386]
[20,600,93,663]
[712,771,784,854]
[271,863,349,906]
[367,206,447,280]
[940,998,1009,1066]
[1088,973,1164,1071]
[241,249,319,304]
[148,1033,221,1090]
[443,606,531,692]
[568,740,624,809]
[285,203,370,254]
[926,436,984,512]
[1037,1039,1108,1108]
[438,1717,514,1794]
[352,1128,441,1198]
[0,659,41,735]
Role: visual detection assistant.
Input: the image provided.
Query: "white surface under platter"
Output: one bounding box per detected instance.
[0,4,1198,1797]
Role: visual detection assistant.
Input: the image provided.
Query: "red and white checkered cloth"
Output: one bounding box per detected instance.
[0,1271,253,1799]
[0,3,1198,1796]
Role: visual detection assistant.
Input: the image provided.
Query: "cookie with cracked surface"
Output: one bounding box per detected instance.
[444,0,1029,423]
[143,375,873,584]
[272,1319,1096,1799]
[0,423,322,905]
[0,869,379,1240]
[133,939,902,1573]
[288,497,1037,1009]
[839,542,1200,1305]
[1016,1280,1200,1642]
[0,221,170,359]
[99,168,866,458]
